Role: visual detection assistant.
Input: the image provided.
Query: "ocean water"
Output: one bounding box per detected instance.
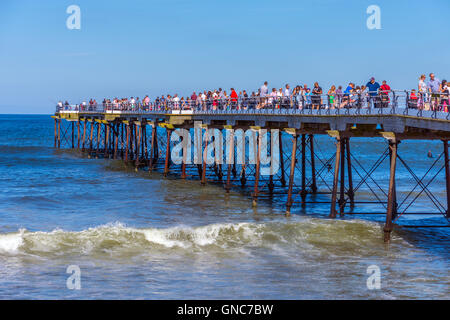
[0,114,448,300]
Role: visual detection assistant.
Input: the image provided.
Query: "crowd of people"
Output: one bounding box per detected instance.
[57,73,449,112]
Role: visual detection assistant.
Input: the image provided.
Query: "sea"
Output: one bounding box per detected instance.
[0,114,448,299]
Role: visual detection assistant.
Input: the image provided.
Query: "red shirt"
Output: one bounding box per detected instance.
[380,84,391,93]
[230,90,238,102]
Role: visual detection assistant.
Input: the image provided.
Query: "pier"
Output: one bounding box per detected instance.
[52,93,450,242]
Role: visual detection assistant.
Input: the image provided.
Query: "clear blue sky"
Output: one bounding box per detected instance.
[1,0,449,114]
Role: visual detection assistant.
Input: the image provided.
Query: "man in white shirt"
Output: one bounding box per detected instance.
[260,81,269,97]
[284,84,291,97]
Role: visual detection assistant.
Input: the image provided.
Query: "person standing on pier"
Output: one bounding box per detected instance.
[428,73,441,111]
[366,77,380,109]
[418,74,428,110]
[260,81,269,108]
[440,80,449,112]
[312,82,323,110]
[327,85,336,109]
[379,80,391,108]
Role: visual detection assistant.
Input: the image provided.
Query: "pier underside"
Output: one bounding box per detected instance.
[52,111,450,242]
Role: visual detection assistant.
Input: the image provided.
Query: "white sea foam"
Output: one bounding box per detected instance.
[0,229,25,254]
[0,219,397,257]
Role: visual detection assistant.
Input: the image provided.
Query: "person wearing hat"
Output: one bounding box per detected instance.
[366,77,380,109]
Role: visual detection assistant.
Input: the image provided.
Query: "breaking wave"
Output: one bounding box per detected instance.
[0,219,408,258]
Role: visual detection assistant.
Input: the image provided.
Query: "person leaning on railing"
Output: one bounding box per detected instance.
[441,80,449,112]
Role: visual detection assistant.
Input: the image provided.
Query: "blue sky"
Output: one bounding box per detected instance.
[0,0,449,114]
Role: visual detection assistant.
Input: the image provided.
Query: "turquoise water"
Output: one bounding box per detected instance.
[0,115,448,299]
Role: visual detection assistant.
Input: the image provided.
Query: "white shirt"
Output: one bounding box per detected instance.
[260,85,268,97]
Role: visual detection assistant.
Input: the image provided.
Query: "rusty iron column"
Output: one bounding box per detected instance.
[77,120,80,149]
[330,135,342,218]
[252,130,262,207]
[286,134,298,216]
[384,139,399,243]
[88,121,94,156]
[54,118,57,148]
[309,134,317,193]
[129,123,134,161]
[57,118,61,149]
[181,132,187,179]
[201,128,209,185]
[225,129,234,193]
[104,123,110,158]
[388,140,398,219]
[95,122,101,159]
[125,123,130,162]
[300,134,307,205]
[279,131,286,187]
[71,122,74,149]
[164,128,172,177]
[149,123,157,171]
[114,123,119,159]
[444,140,450,218]
[135,122,142,169]
[339,137,346,216]
[81,119,87,152]
[345,138,354,206]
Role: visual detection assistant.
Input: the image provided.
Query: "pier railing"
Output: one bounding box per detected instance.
[56,90,450,120]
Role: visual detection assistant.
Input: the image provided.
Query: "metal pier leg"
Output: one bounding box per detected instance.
[226,129,234,193]
[71,122,74,149]
[181,132,187,179]
[149,124,156,171]
[201,129,208,185]
[104,123,110,158]
[279,131,286,187]
[77,121,80,149]
[95,122,101,159]
[301,134,307,205]
[54,118,57,148]
[268,132,274,193]
[82,120,87,152]
[129,123,134,161]
[309,134,317,193]
[388,141,398,220]
[346,138,354,206]
[384,140,399,243]
[114,123,119,159]
[252,131,262,207]
[125,124,130,163]
[89,121,94,157]
[444,140,450,218]
[339,137,346,216]
[286,134,298,216]
[330,136,342,218]
[135,123,141,169]
[57,118,61,149]
[164,129,172,177]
